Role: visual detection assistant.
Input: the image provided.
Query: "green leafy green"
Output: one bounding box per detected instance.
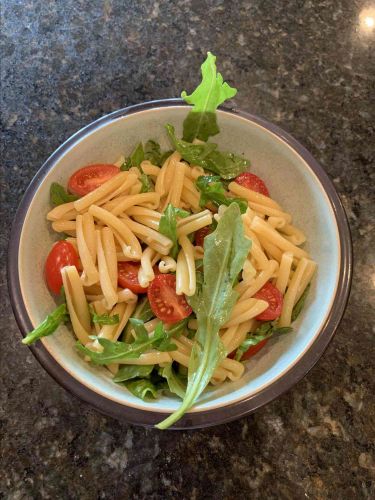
[165,318,189,339]
[156,204,251,429]
[91,310,120,326]
[159,363,186,399]
[128,318,149,341]
[22,304,69,345]
[50,183,79,206]
[120,158,132,171]
[235,322,293,361]
[292,283,311,322]
[154,323,178,352]
[125,379,159,400]
[166,124,248,180]
[159,204,189,259]
[120,142,153,192]
[160,150,174,165]
[178,364,188,377]
[122,297,154,342]
[139,172,154,193]
[144,140,174,167]
[196,175,247,213]
[181,52,237,142]
[130,142,145,167]
[144,140,163,166]
[77,320,177,364]
[113,364,154,383]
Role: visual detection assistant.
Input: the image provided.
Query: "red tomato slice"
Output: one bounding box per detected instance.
[235,172,270,196]
[45,241,79,294]
[118,262,148,294]
[254,282,283,320]
[68,164,119,196]
[195,226,212,247]
[241,339,269,360]
[147,274,192,324]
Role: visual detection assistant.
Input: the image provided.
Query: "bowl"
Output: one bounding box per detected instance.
[8,99,352,429]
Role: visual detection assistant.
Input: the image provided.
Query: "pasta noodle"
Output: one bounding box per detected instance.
[47,202,78,222]
[158,256,177,273]
[177,212,212,237]
[41,137,316,409]
[138,247,157,288]
[74,172,136,212]
[279,258,310,327]
[96,229,119,310]
[176,235,196,296]
[228,181,281,209]
[61,266,91,344]
[275,252,293,294]
[110,192,161,216]
[76,214,99,286]
[250,216,309,259]
[89,205,142,259]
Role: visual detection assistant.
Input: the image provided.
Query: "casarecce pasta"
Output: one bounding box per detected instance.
[22,52,317,430]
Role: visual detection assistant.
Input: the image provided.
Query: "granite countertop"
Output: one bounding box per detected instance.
[1,0,374,498]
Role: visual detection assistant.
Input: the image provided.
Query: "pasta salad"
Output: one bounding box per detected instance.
[22,53,316,429]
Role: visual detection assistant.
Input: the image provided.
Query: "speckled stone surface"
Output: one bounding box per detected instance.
[1,0,375,498]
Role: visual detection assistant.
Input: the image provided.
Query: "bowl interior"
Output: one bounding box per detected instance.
[18,106,340,413]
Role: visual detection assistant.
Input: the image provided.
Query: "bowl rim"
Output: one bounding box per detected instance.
[7,98,352,429]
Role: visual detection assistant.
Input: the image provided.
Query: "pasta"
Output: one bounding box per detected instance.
[21,52,317,431]
[37,148,317,387]
[40,157,316,380]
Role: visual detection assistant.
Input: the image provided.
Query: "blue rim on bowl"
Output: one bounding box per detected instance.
[7,99,352,429]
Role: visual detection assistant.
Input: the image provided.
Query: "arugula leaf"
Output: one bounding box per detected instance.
[160,150,174,165]
[22,304,69,345]
[166,124,248,180]
[156,204,251,429]
[292,283,311,322]
[122,297,154,342]
[50,183,79,206]
[159,204,189,259]
[77,320,177,364]
[130,142,145,167]
[196,175,247,213]
[113,364,154,383]
[125,379,159,400]
[120,142,153,192]
[165,318,189,338]
[178,364,188,377]
[120,158,132,171]
[121,142,145,171]
[181,52,237,142]
[154,323,178,352]
[144,140,163,166]
[129,318,149,342]
[235,322,293,361]
[91,311,120,326]
[159,363,186,399]
[139,172,154,193]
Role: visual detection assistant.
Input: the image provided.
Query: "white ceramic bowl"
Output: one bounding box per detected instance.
[8,100,352,428]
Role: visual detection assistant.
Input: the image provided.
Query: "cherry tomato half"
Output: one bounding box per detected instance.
[241,339,269,360]
[195,226,212,247]
[68,164,119,196]
[45,241,79,294]
[147,274,192,324]
[254,282,283,321]
[235,172,270,197]
[118,262,148,294]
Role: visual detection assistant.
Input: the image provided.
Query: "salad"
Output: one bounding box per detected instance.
[22,53,316,429]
